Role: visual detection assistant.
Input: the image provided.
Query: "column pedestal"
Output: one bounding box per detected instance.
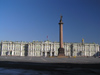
[58,48,65,56]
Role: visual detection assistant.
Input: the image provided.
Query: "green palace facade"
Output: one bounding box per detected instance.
[0,40,100,57]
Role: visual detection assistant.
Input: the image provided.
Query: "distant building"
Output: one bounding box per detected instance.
[0,40,100,57]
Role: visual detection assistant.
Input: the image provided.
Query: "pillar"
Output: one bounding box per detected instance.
[41,44,43,56]
[20,44,22,56]
[58,16,65,56]
[89,45,91,56]
[33,44,34,56]
[84,45,86,56]
[12,43,14,56]
[50,44,52,56]
[1,43,3,56]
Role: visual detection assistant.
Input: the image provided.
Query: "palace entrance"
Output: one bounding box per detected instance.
[43,52,45,56]
[52,52,54,56]
[47,52,50,57]
[10,51,12,56]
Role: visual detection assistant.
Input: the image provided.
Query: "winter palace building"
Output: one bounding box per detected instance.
[0,40,100,57]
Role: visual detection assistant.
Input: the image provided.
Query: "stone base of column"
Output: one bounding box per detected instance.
[58,48,65,56]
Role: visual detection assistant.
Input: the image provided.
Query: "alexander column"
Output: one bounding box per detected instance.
[58,16,65,56]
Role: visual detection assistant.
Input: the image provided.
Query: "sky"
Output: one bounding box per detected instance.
[0,0,100,44]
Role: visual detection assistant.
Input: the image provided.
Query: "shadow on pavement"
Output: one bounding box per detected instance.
[0,61,100,71]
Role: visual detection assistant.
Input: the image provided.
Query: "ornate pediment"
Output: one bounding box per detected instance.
[44,40,52,44]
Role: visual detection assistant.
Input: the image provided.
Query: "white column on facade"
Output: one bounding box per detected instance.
[34,44,36,56]
[81,46,82,56]
[31,43,32,56]
[45,52,47,57]
[41,44,43,56]
[48,44,49,51]
[30,44,31,56]
[78,44,80,56]
[64,44,65,56]
[14,44,16,56]
[72,45,74,56]
[74,45,77,56]
[47,44,48,51]
[95,45,97,52]
[82,45,84,56]
[29,44,31,56]
[42,44,43,51]
[94,45,96,56]
[31,44,32,56]
[8,43,10,55]
[97,45,99,51]
[11,43,13,56]
[45,44,47,57]
[89,45,91,56]
[84,45,86,56]
[42,44,43,55]
[50,44,52,56]
[64,44,65,54]
[78,45,79,52]
[76,45,78,56]
[9,43,11,55]
[77,45,79,56]
[12,43,14,56]
[28,44,29,56]
[97,45,99,56]
[44,44,46,52]
[54,43,56,56]
[1,43,3,56]
[20,44,22,56]
[75,45,76,56]
[46,44,47,51]
[67,45,69,56]
[7,43,9,51]
[13,43,14,50]
[67,44,69,56]
[81,46,82,51]
[33,44,35,56]
[53,43,54,56]
[28,44,30,56]
[10,43,12,55]
[32,44,34,56]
